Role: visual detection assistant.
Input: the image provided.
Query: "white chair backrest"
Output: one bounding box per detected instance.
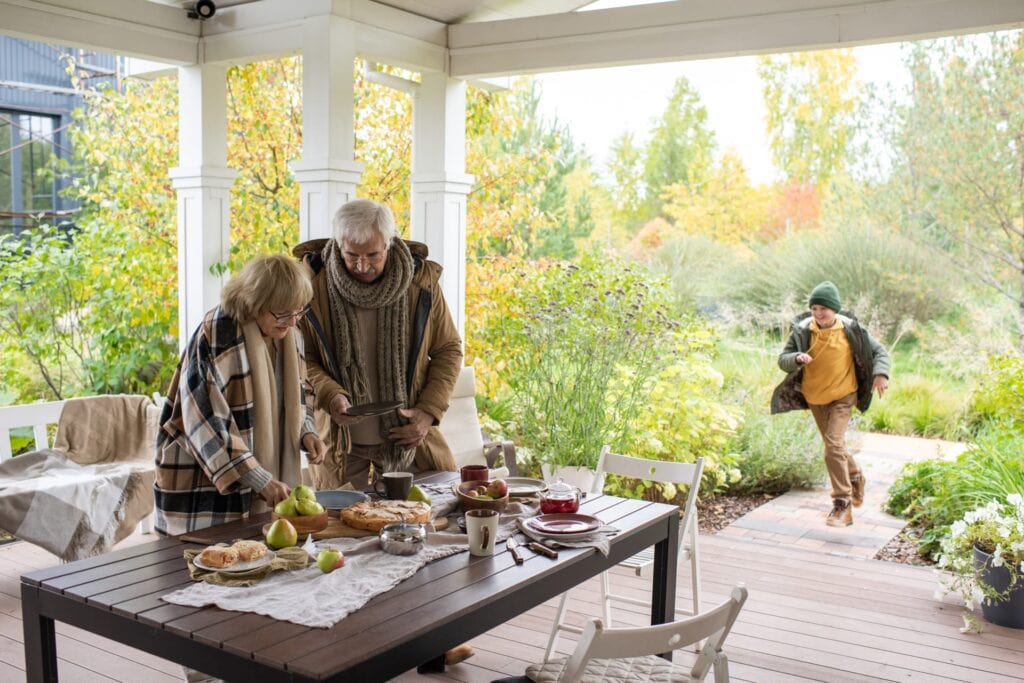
[561,585,748,682]
[594,446,705,539]
[438,366,487,468]
[0,400,65,463]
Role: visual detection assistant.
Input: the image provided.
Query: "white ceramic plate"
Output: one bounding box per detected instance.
[505,477,548,497]
[193,550,276,573]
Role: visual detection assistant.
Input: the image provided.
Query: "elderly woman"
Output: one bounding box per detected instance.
[154,254,326,537]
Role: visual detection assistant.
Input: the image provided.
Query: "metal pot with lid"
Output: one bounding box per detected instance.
[379,522,427,555]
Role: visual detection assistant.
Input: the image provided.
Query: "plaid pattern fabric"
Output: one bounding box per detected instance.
[155,307,315,536]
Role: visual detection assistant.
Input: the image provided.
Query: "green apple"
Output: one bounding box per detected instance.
[274,497,297,517]
[293,484,316,502]
[296,498,324,516]
[265,518,298,549]
[316,548,345,573]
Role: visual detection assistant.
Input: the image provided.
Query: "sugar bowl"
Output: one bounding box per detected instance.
[379,522,427,555]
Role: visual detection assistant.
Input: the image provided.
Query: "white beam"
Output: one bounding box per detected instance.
[0,0,198,64]
[449,0,1024,77]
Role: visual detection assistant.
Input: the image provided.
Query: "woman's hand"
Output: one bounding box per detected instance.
[388,408,433,448]
[259,479,291,506]
[328,394,366,426]
[873,375,888,398]
[302,432,326,465]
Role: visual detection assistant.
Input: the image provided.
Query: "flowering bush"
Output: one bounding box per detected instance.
[936,494,1024,628]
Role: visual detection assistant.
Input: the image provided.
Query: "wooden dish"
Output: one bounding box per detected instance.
[271,510,329,535]
[455,480,509,513]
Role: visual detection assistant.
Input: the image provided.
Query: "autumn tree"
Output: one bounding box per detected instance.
[607,131,644,231]
[758,49,858,187]
[891,32,1024,351]
[641,76,715,219]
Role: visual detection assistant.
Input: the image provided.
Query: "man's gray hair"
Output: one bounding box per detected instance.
[332,199,397,245]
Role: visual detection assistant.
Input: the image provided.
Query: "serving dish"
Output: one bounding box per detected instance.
[505,477,548,497]
[193,550,276,573]
[525,513,601,535]
[271,510,329,534]
[454,480,509,512]
[315,489,370,511]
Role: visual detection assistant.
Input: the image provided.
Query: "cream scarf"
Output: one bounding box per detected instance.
[242,322,303,514]
[323,237,415,475]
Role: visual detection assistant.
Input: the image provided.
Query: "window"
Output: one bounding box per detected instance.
[0,110,60,235]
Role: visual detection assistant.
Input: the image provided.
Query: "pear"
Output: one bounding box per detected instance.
[407,484,431,505]
[293,484,316,502]
[274,497,298,517]
[296,498,324,516]
[265,518,298,549]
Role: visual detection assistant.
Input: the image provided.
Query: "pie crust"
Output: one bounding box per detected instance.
[341,500,430,532]
[231,540,268,562]
[198,545,238,568]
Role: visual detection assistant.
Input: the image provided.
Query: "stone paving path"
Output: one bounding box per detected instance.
[717,432,969,559]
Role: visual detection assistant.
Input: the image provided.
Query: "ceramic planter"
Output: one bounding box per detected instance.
[973,546,1024,629]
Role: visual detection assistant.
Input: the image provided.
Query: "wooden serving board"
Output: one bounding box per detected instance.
[276,513,449,540]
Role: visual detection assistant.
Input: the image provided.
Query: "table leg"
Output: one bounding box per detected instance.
[416,654,446,674]
[651,513,680,660]
[21,584,58,682]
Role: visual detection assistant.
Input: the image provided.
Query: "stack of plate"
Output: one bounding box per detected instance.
[523,513,602,541]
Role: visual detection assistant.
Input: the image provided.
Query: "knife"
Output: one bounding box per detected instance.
[506,537,525,564]
[527,542,558,559]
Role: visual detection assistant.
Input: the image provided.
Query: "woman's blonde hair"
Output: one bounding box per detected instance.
[220,254,313,323]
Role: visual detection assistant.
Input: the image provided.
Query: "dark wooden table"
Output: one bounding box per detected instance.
[22,471,679,682]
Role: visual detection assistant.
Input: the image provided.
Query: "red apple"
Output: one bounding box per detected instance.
[487,479,508,498]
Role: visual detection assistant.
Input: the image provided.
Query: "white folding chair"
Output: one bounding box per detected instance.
[544,446,705,662]
[528,585,747,683]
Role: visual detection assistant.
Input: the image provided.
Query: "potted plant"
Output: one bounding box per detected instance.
[936,493,1024,630]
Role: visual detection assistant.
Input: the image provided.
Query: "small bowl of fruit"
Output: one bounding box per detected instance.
[271,484,329,535]
[455,479,509,513]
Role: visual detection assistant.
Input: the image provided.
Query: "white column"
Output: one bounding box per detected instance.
[170,64,236,350]
[291,16,363,242]
[410,72,473,338]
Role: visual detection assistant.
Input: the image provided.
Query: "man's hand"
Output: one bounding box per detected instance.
[795,353,813,365]
[259,479,291,506]
[302,432,326,465]
[388,407,433,448]
[329,394,366,426]
[873,375,888,399]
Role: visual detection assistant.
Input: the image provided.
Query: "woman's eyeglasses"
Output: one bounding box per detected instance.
[270,305,311,323]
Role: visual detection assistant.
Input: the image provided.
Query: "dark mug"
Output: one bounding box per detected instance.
[460,464,489,483]
[374,471,413,500]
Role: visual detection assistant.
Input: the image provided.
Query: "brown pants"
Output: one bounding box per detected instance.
[808,392,860,501]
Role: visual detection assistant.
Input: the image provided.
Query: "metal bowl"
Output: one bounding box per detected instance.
[379,522,427,556]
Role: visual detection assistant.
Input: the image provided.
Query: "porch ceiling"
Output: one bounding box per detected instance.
[2,0,1022,76]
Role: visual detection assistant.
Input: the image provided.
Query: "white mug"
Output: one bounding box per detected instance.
[466,509,499,557]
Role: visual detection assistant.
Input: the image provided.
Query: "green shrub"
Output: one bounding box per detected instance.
[858,375,965,438]
[724,222,959,341]
[966,353,1024,433]
[884,427,1024,557]
[725,409,825,495]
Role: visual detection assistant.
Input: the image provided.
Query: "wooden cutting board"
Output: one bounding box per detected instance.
[296,513,449,540]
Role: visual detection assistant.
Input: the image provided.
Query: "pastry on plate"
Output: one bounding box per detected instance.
[198,545,238,568]
[231,540,268,562]
[341,500,430,532]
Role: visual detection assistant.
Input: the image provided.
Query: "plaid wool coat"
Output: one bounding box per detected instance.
[154,306,315,536]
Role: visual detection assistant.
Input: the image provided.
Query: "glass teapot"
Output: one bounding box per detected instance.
[539,479,581,514]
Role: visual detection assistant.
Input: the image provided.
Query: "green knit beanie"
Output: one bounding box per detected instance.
[808,281,841,312]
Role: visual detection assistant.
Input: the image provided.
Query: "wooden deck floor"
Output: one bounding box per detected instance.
[2,532,1022,682]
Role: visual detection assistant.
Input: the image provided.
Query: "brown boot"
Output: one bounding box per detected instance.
[444,643,475,666]
[850,474,865,508]
[826,498,853,527]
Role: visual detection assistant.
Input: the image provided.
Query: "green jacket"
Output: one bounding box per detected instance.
[771,311,890,414]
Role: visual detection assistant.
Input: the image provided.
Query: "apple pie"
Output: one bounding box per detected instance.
[341,500,431,532]
[231,540,268,562]
[198,545,238,568]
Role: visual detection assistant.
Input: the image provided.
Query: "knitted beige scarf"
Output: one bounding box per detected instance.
[323,237,415,474]
[242,323,303,514]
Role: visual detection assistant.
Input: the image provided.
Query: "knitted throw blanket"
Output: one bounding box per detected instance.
[323,237,415,474]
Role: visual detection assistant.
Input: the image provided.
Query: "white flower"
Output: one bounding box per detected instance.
[1007,493,1022,506]
[950,520,967,537]
[991,545,1004,567]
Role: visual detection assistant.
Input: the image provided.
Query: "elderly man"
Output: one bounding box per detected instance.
[294,198,463,490]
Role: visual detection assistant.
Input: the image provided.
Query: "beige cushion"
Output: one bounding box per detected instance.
[438,366,486,468]
[527,655,683,683]
[53,394,160,465]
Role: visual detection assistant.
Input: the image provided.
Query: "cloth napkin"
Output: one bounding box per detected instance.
[516,518,618,557]
[183,545,310,587]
